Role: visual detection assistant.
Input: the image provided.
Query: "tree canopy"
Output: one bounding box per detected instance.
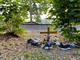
[49,0,80,42]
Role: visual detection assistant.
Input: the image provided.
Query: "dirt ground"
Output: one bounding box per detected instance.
[0,36,80,60]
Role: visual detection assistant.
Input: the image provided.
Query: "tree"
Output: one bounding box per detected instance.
[49,0,80,43]
[0,0,50,35]
[0,0,29,37]
[28,0,50,23]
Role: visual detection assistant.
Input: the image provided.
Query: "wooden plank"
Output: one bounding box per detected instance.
[40,32,57,34]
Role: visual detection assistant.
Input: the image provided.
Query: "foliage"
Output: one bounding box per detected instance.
[49,0,80,42]
[0,0,29,35]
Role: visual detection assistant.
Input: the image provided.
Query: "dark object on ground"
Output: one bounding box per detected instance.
[75,43,80,48]
[58,43,70,48]
[43,42,55,50]
[75,42,80,47]
[56,42,72,50]
[27,39,41,47]
[4,32,19,38]
[0,32,20,40]
[27,39,33,44]
[55,41,80,50]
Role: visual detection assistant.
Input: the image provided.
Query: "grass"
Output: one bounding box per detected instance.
[1,48,79,60]
[0,34,80,60]
[0,50,51,60]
